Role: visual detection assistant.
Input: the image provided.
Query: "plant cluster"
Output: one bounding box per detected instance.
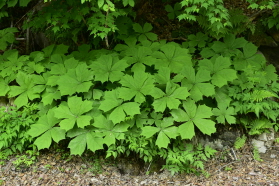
[0,105,38,155]
[1,0,279,51]
[0,23,278,173]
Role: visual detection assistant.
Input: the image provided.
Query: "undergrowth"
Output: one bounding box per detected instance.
[0,29,279,174]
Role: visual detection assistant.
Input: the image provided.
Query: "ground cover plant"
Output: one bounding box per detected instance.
[1,0,279,176]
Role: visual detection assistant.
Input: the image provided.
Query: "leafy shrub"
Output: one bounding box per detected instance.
[0,104,38,155]
[0,29,278,174]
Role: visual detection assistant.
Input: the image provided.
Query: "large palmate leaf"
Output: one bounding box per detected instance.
[141,117,178,148]
[41,86,61,106]
[0,27,17,50]
[179,66,215,101]
[90,55,128,83]
[152,81,190,112]
[9,73,45,108]
[28,110,65,150]
[212,102,236,124]
[165,3,182,20]
[0,50,27,78]
[0,77,10,96]
[234,42,266,71]
[199,56,237,87]
[119,71,155,103]
[57,63,93,96]
[54,96,93,131]
[122,46,154,66]
[211,34,247,57]
[152,43,192,73]
[99,89,141,123]
[93,115,130,146]
[133,23,157,41]
[67,128,104,155]
[47,57,80,87]
[171,99,216,139]
[154,67,172,84]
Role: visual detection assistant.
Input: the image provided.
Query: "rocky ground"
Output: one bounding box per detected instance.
[1,142,279,186]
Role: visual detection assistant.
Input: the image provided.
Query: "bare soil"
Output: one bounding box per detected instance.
[1,143,279,186]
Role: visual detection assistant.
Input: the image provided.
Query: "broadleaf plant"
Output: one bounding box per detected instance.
[28,110,65,150]
[54,96,93,131]
[171,99,216,139]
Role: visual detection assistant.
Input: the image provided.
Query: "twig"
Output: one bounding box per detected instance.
[104,8,110,49]
[14,0,44,27]
[16,38,26,41]
[230,148,238,161]
[146,160,152,173]
[215,161,237,173]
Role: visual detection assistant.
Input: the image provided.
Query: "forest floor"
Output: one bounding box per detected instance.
[1,144,279,186]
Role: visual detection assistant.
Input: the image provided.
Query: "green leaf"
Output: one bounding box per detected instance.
[20,0,31,6]
[86,131,104,152]
[123,0,134,7]
[55,96,93,131]
[90,55,128,83]
[98,0,104,7]
[165,3,182,19]
[7,0,17,7]
[143,23,153,33]
[1,50,26,77]
[156,132,170,149]
[187,32,208,48]
[141,117,178,148]
[212,102,236,124]
[180,67,215,101]
[28,110,65,150]
[133,23,144,33]
[234,43,265,70]
[67,129,104,155]
[211,34,247,57]
[119,71,155,103]
[152,43,192,73]
[109,102,140,124]
[152,82,189,112]
[155,67,171,84]
[141,126,160,138]
[0,78,10,96]
[133,23,157,41]
[123,46,154,66]
[57,63,93,96]
[171,100,216,139]
[9,73,45,108]
[68,132,87,155]
[99,90,123,112]
[199,56,237,87]
[41,86,61,106]
[94,115,129,146]
[215,86,231,107]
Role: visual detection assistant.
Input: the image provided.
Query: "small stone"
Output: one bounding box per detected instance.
[81,164,87,169]
[140,179,147,185]
[258,133,267,141]
[233,177,239,181]
[270,154,276,158]
[252,139,267,153]
[90,177,99,183]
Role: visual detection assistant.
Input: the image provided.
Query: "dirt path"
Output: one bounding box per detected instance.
[1,146,279,186]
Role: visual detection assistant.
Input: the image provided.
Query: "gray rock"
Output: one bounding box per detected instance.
[252,139,267,153]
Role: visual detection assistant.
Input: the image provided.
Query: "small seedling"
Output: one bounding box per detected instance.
[224,166,232,171]
[58,167,65,172]
[12,150,39,170]
[44,164,52,169]
[88,159,103,175]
